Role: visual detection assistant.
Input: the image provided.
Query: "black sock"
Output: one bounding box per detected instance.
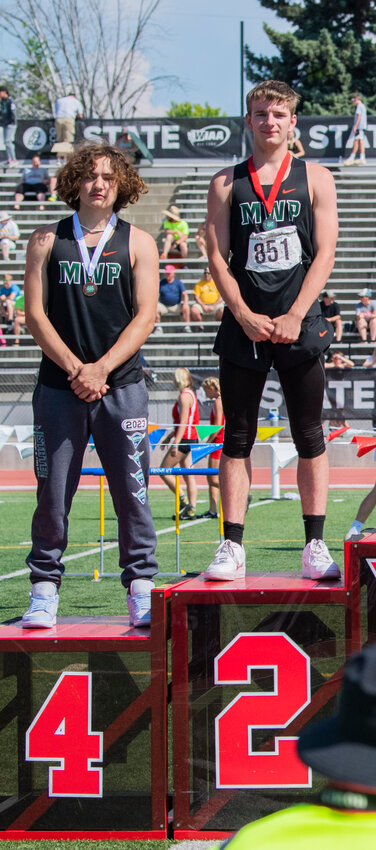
[224,521,244,546]
[303,514,325,545]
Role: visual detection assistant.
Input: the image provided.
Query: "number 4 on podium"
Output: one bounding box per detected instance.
[25,671,103,797]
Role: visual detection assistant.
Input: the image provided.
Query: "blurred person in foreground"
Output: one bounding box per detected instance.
[213,643,376,850]
[21,144,159,630]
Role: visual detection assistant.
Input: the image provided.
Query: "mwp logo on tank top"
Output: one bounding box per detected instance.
[239,199,301,226]
[58,261,121,286]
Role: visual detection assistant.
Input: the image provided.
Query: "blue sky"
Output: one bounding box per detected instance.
[0,0,290,118]
[147,0,290,116]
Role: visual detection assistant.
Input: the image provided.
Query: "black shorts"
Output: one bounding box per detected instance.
[178,437,198,455]
[16,182,47,196]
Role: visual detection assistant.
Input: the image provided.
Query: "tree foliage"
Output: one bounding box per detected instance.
[245,0,376,113]
[167,101,226,118]
[0,0,175,118]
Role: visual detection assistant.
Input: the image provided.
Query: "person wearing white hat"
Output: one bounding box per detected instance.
[0,211,20,260]
[160,205,189,260]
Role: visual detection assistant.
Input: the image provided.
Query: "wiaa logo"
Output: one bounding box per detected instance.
[187,124,231,148]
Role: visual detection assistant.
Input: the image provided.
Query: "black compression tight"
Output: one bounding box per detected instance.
[220,356,326,459]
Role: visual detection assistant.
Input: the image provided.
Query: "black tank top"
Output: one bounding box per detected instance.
[214,156,318,362]
[39,216,142,389]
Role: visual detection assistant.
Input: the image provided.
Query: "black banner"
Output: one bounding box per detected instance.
[0,117,243,161]
[1,114,370,160]
[263,367,376,421]
[192,367,376,421]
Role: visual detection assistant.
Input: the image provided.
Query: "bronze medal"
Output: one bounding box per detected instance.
[83,277,98,297]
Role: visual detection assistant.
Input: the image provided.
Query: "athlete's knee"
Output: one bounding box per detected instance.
[223,427,255,458]
[292,422,325,458]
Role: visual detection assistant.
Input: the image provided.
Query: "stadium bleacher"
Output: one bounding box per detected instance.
[1,158,376,393]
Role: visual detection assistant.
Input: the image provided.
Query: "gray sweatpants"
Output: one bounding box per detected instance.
[26,381,158,589]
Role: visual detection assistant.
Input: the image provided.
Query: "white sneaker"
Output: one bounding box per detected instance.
[153,325,163,335]
[204,539,246,581]
[127,579,154,627]
[343,158,355,166]
[184,325,192,333]
[357,159,367,165]
[22,581,59,628]
[302,539,341,580]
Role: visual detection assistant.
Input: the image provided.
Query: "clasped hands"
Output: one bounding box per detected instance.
[242,310,302,344]
[68,362,109,402]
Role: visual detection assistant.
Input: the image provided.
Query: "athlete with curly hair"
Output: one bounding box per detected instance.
[22,143,159,630]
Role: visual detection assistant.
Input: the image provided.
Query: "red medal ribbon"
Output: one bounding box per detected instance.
[248,151,291,215]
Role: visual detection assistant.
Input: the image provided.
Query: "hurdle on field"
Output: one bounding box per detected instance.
[75,466,224,578]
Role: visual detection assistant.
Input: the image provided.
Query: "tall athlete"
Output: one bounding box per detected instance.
[204,80,340,582]
[22,144,159,629]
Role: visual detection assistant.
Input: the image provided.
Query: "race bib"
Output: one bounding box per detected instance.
[246,225,302,274]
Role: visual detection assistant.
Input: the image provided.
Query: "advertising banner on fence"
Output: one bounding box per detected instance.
[0,115,372,161]
[194,367,376,421]
[0,117,243,161]
[265,367,376,421]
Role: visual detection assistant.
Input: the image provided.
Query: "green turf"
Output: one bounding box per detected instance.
[0,486,371,847]
[0,486,367,621]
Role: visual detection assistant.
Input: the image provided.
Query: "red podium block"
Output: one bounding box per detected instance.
[0,588,170,840]
[171,571,359,839]
[345,530,376,648]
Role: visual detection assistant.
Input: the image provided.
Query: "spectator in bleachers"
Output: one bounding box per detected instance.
[160,205,189,261]
[116,128,140,166]
[0,85,17,167]
[344,92,367,166]
[191,267,224,329]
[12,290,25,346]
[14,154,50,210]
[159,367,199,520]
[363,347,376,367]
[287,127,305,157]
[325,351,353,428]
[54,92,83,145]
[0,272,20,323]
[0,213,20,261]
[154,263,191,334]
[320,290,342,342]
[194,219,207,259]
[355,288,376,342]
[200,377,224,518]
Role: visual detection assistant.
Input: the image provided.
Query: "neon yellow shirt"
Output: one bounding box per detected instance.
[163,218,189,238]
[213,804,376,850]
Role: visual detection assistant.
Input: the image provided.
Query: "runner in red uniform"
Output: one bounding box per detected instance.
[160,367,199,520]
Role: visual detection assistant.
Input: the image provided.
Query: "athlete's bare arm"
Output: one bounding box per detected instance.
[207,168,275,342]
[24,224,85,379]
[69,227,159,401]
[271,162,338,344]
